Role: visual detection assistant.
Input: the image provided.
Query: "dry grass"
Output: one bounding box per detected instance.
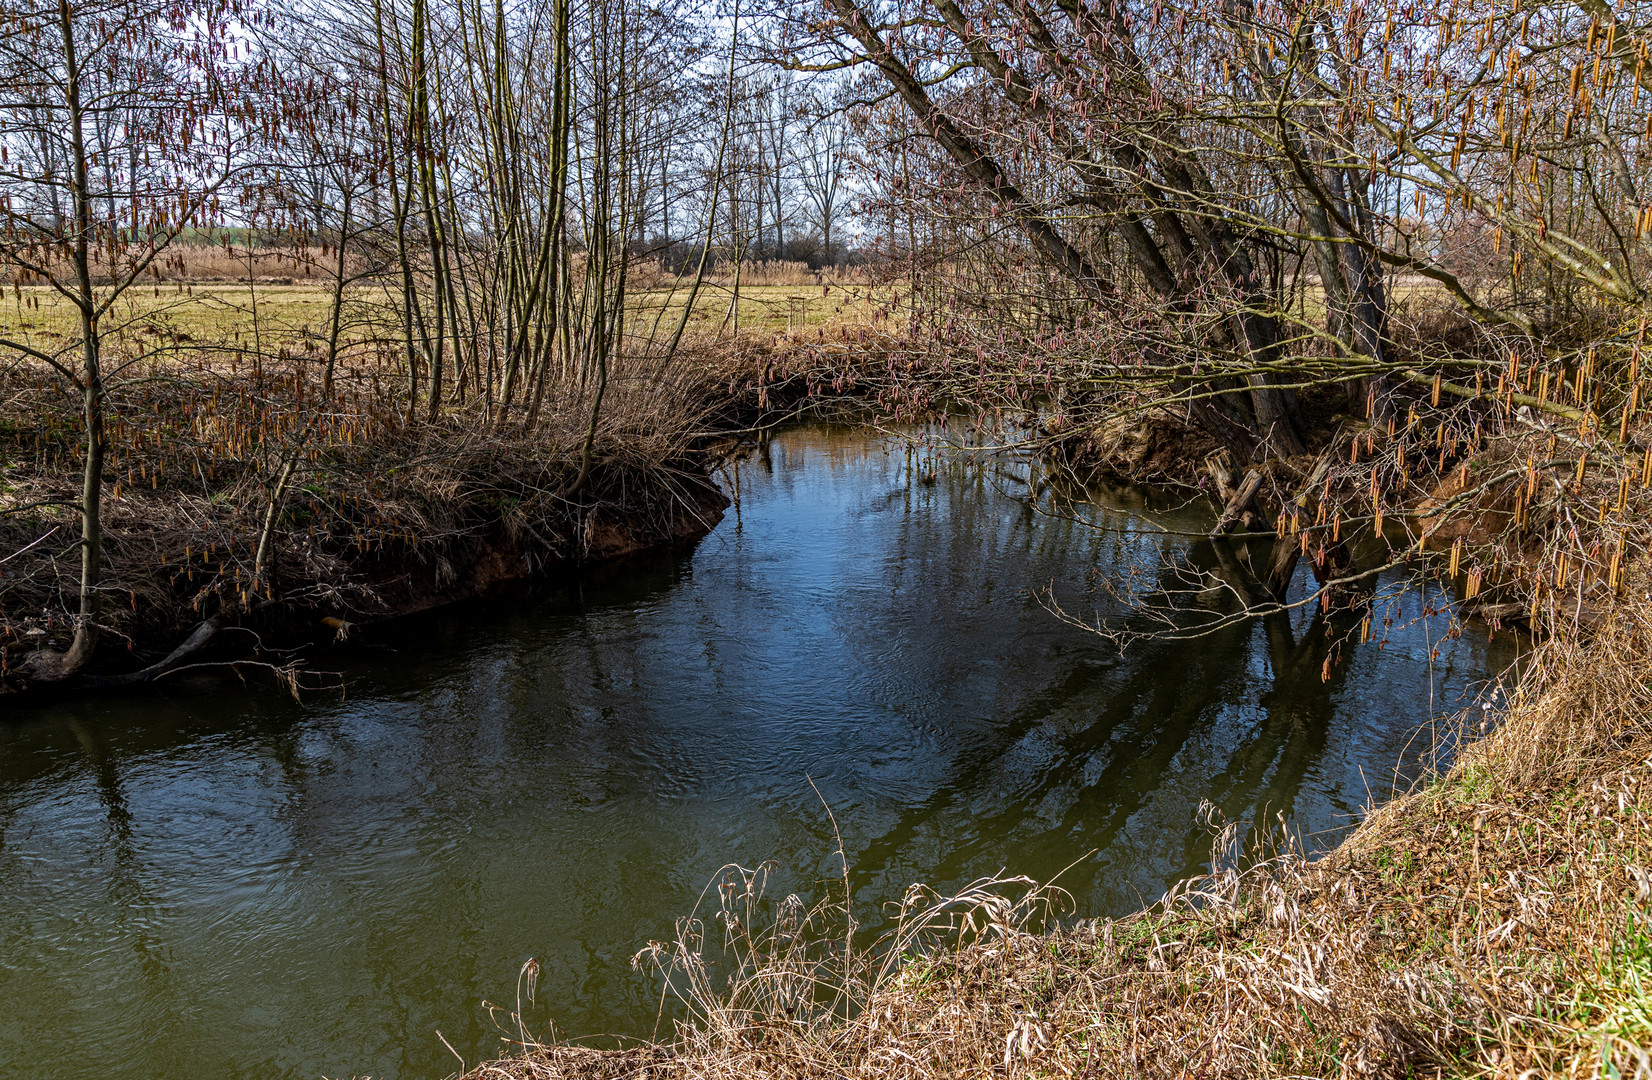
[0,282,347,350]
[0,242,335,287]
[0,339,741,672]
[629,282,881,336]
[626,279,895,343]
[1,248,873,293]
[0,276,897,357]
[466,590,1652,1080]
[630,259,875,290]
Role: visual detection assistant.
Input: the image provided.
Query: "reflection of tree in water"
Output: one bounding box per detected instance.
[840,551,1256,905]
[68,720,138,892]
[839,532,1391,921]
[1200,607,1346,864]
[65,719,179,1001]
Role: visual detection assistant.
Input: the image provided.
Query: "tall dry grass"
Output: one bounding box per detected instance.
[0,341,737,671]
[627,259,875,291]
[0,242,334,285]
[24,248,883,288]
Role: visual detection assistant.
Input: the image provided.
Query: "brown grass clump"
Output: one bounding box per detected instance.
[466,595,1652,1080]
[0,241,338,285]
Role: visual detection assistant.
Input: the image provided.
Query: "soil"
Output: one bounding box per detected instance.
[0,453,731,697]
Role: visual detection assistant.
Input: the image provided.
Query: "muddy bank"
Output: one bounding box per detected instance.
[0,454,729,697]
[284,462,731,632]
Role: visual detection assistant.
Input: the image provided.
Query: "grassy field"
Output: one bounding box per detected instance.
[628,281,893,339]
[0,280,894,360]
[0,283,349,355]
[1,273,1466,369]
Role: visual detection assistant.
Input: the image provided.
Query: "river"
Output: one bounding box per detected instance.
[0,424,1516,1079]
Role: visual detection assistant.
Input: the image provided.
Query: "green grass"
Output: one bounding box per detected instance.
[0,283,345,353]
[1568,911,1652,1076]
[0,281,892,359]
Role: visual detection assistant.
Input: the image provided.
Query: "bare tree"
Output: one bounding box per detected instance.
[796,93,851,264]
[0,0,270,677]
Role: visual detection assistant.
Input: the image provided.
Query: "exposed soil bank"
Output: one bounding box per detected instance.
[0,358,763,696]
[0,454,729,697]
[354,472,730,622]
[0,331,913,697]
[290,462,731,630]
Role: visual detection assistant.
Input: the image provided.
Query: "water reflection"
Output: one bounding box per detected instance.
[0,425,1516,1080]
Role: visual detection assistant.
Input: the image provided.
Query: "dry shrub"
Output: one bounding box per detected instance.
[466,863,1071,1080]
[1443,584,1652,790]
[468,590,1652,1080]
[1050,403,1223,486]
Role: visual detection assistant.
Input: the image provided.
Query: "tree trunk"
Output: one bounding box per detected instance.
[59,1,102,675]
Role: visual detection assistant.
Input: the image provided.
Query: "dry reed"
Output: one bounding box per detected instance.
[630,260,875,291]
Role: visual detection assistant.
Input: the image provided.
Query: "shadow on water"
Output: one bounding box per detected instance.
[0,424,1518,1080]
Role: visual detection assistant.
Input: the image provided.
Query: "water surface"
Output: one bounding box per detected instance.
[0,425,1515,1079]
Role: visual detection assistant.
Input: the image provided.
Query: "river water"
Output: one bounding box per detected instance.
[0,424,1515,1079]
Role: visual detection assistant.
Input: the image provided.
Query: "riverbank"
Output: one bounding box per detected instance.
[0,322,919,694]
[0,350,754,694]
[0,265,914,694]
[464,586,1648,1079]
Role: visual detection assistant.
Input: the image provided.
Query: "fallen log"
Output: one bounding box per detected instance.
[1210,469,1265,537]
[94,619,222,688]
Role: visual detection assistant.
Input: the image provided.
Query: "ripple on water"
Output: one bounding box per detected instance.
[0,424,1517,1080]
